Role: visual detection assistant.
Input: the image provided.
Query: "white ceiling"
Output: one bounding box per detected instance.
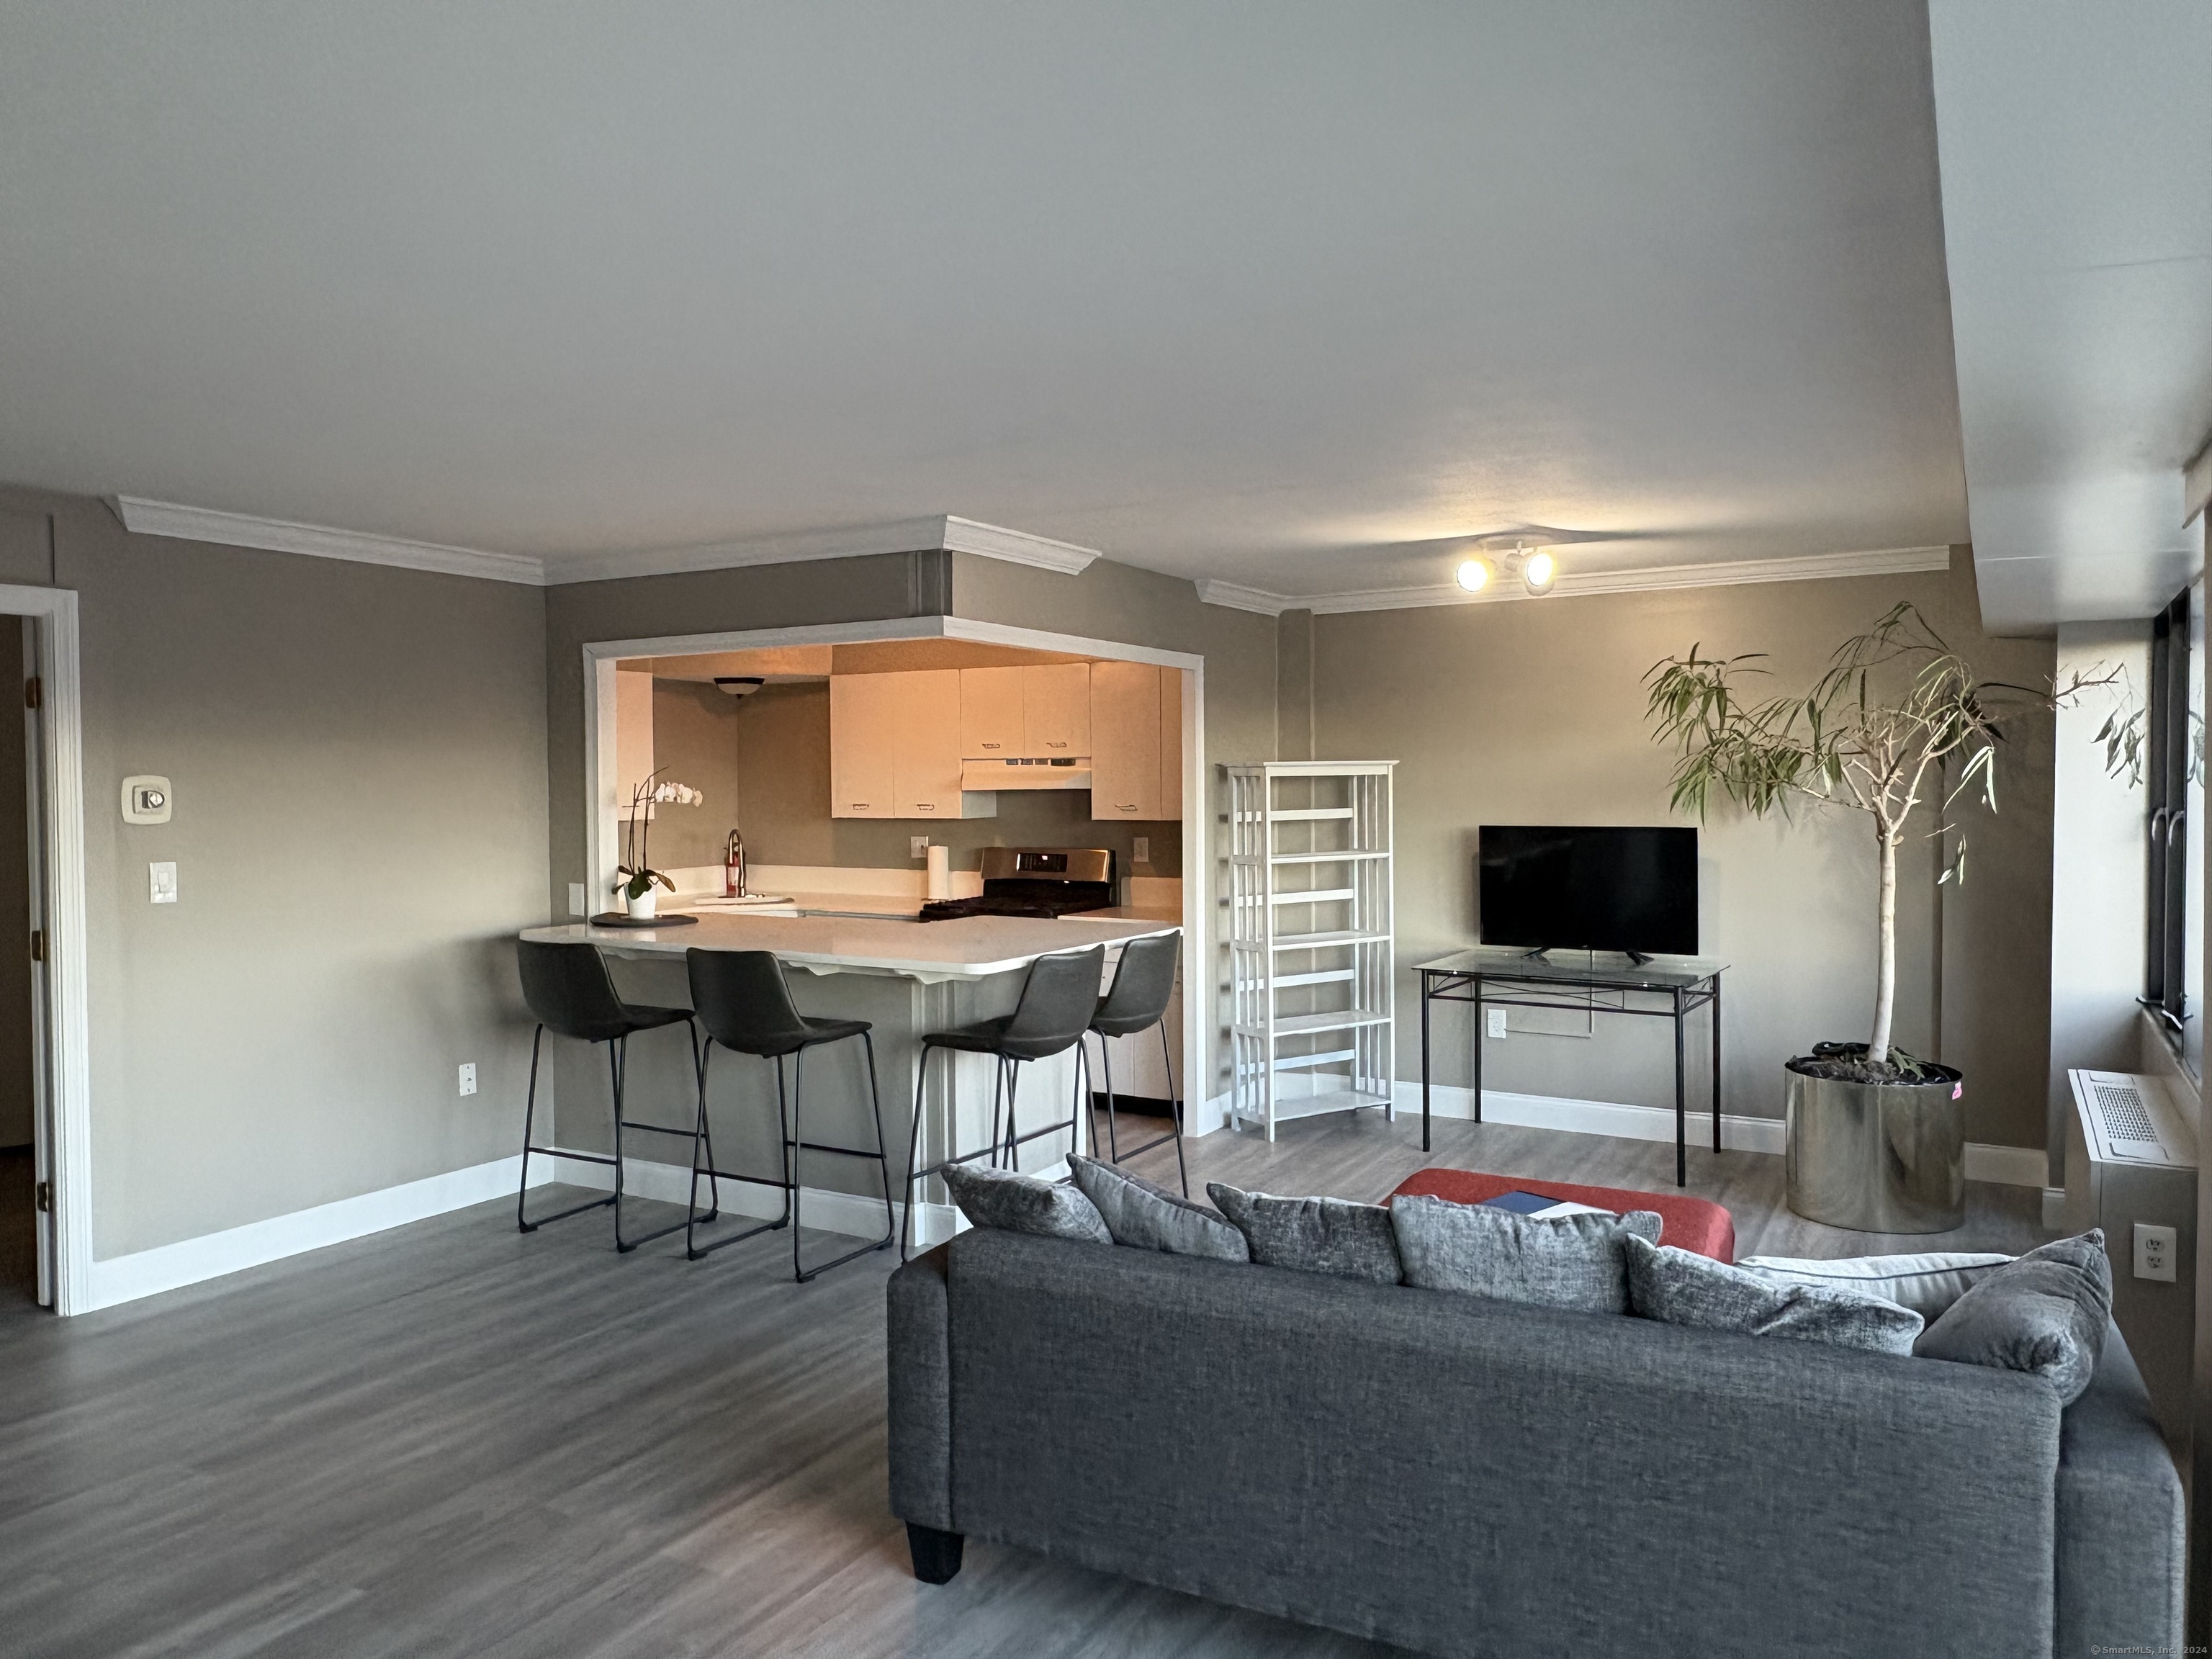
[1,4,1973,600]
[1929,0,2212,633]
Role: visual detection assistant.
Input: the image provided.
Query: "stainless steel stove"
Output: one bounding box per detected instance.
[917,847,1116,922]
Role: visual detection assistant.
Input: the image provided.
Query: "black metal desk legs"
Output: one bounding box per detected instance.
[1420,973,1431,1153]
[1673,986,1686,1187]
[1711,976,1723,1154]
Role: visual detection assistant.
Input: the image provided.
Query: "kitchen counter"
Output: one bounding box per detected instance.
[522,909,1176,983]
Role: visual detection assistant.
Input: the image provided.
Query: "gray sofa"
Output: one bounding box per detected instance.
[887,1228,2185,1659]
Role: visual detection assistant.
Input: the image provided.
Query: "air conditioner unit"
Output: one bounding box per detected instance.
[2064,1069,2196,1443]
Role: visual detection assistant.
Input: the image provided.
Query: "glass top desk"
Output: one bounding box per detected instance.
[1412,948,1728,1186]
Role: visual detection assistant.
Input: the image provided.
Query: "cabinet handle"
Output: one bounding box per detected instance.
[1117,803,1139,812]
[915,804,937,811]
[1047,741,1066,748]
[981,742,1000,750]
[850,803,870,810]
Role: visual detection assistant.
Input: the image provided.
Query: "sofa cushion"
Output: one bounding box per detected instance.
[1624,1233,1925,1354]
[1069,1156,1249,1262]
[1740,1250,2013,1319]
[1208,1184,1401,1284]
[1915,1231,2112,1404]
[941,1163,1112,1244]
[1391,1193,1663,1314]
[1387,1166,1736,1262]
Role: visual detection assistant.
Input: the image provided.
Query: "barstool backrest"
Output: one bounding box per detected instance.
[686,948,810,1056]
[517,940,633,1043]
[1093,932,1181,1035]
[999,945,1108,1058]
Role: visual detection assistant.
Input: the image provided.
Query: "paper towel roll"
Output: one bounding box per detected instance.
[926,843,951,901]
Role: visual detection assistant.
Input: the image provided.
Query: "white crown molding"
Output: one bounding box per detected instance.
[1195,578,1295,615]
[109,496,547,586]
[549,513,1100,585]
[937,516,1100,575]
[1202,545,1953,616]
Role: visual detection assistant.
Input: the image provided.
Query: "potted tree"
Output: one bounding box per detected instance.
[1645,603,2108,1231]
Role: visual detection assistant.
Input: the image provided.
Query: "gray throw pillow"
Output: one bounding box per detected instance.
[1624,1233,1924,1354]
[1069,1156,1249,1261]
[1208,1183,1401,1285]
[1914,1231,2112,1403]
[1739,1251,2013,1320]
[940,1163,1112,1244]
[1390,1194,1663,1315]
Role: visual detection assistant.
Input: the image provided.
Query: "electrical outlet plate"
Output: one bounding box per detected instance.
[1486,1008,1508,1039]
[910,835,930,859]
[1133,836,1149,863]
[122,775,172,824]
[567,882,587,917]
[148,861,177,904]
[458,1062,477,1097]
[2134,1222,2177,1282]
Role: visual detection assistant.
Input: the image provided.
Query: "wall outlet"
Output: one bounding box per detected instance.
[1486,1008,1508,1040]
[2134,1222,2177,1282]
[567,882,587,917]
[910,835,930,859]
[1133,836,1149,864]
[148,861,177,904]
[458,1062,477,1097]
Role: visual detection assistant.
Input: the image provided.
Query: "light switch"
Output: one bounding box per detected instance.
[1133,837,1150,864]
[148,861,177,904]
[122,775,172,824]
[1486,1008,1508,1040]
[910,836,930,860]
[567,882,587,917]
[2134,1222,2177,1282]
[458,1062,477,1097]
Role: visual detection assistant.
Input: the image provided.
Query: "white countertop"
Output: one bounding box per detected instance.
[521,911,1179,981]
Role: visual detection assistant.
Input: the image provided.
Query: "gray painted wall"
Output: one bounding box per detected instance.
[4,487,552,1260]
[1305,549,2060,1151]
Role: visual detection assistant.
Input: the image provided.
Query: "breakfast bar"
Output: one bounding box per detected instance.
[521,910,1179,1249]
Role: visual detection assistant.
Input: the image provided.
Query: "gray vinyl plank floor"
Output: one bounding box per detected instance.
[0,1112,2049,1658]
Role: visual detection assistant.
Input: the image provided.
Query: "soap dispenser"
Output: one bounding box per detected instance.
[724,830,747,899]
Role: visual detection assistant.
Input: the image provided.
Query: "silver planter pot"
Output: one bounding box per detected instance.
[1784,1055,1966,1233]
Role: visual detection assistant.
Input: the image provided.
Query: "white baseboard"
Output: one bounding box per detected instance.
[84,1154,539,1313]
[1206,1078,2051,1190]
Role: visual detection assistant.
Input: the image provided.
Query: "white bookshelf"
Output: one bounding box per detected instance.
[1226,761,1396,1140]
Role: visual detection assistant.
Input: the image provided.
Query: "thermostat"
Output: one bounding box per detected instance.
[122,775,171,824]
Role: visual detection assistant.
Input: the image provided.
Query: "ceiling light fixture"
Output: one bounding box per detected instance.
[714,676,767,697]
[1519,546,1558,596]
[1455,557,1493,593]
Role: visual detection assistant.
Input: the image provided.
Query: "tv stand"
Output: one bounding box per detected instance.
[1415,948,1726,1185]
[1523,945,1654,966]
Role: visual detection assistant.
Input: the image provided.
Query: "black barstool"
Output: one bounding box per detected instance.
[900,944,1105,1259]
[685,949,896,1282]
[1086,932,1187,1195]
[515,939,711,1252]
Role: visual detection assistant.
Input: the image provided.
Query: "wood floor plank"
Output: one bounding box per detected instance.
[0,1112,2048,1658]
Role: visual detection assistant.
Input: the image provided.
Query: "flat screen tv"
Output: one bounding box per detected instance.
[1478,825,1697,958]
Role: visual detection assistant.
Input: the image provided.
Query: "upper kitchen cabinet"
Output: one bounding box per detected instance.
[1091,662,1182,822]
[834,670,997,820]
[959,667,1024,756]
[1023,664,1092,756]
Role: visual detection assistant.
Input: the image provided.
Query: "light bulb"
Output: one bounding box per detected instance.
[1455,557,1492,593]
[1521,548,1557,595]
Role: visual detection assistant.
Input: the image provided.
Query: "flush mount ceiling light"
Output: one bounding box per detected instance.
[714,675,767,697]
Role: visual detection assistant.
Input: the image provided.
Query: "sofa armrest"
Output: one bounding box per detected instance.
[886,1243,954,1531]
[2055,1322,2184,1655]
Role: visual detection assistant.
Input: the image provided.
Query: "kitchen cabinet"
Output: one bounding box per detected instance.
[1023,664,1092,756]
[1090,664,1184,822]
[834,670,995,819]
[830,673,897,818]
[1089,661,1162,820]
[959,667,1025,756]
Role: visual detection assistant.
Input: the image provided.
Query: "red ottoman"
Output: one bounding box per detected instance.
[1387,1167,1735,1264]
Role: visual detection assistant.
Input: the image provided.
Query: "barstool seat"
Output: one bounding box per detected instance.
[685,948,896,1282]
[514,939,711,1252]
[902,945,1105,1258]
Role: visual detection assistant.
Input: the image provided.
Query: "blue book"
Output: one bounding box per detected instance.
[1480,1190,1563,1215]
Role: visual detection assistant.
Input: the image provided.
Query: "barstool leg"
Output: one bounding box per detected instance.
[611,1035,634,1252]
[685,1017,719,1225]
[1002,1060,1024,1172]
[1099,1037,1122,1162]
[788,1045,806,1283]
[1162,1020,1189,1197]
[516,1023,543,1232]
[862,1031,897,1253]
[986,1056,1007,1170]
[685,1039,714,1259]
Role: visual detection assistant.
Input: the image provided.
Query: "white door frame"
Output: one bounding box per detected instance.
[580,614,1209,1131]
[0,585,91,1313]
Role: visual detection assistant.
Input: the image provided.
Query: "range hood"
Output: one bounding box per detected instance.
[961,755,1092,791]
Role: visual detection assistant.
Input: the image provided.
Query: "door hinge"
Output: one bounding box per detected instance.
[29,930,43,963]
[34,1180,50,1213]
[24,677,40,710]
